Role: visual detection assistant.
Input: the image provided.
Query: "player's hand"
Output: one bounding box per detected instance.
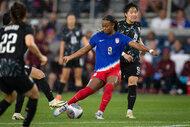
[40,55,47,66]
[58,57,63,65]
[123,54,133,62]
[63,56,71,63]
[150,50,158,56]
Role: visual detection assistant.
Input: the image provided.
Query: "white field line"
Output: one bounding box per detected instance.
[0,121,190,125]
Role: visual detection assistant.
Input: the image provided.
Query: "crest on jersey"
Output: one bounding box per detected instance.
[115,38,119,44]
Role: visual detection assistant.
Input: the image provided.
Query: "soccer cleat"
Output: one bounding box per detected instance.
[49,99,67,109]
[53,104,68,117]
[55,95,62,101]
[95,111,104,120]
[126,112,136,119]
[12,113,24,120]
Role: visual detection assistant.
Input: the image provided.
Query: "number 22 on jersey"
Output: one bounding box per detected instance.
[0,33,17,53]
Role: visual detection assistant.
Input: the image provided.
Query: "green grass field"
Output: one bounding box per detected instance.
[0,93,190,127]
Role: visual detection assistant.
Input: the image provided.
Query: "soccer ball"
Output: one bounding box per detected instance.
[66,103,83,119]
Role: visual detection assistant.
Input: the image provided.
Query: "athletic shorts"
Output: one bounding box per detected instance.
[0,74,34,94]
[24,65,32,75]
[120,62,140,80]
[90,67,121,83]
[63,58,84,68]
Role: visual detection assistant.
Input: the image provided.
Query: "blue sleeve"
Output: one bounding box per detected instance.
[89,35,97,48]
[122,34,133,46]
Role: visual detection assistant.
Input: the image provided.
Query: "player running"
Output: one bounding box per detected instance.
[0,2,47,126]
[53,15,158,118]
[1,11,67,120]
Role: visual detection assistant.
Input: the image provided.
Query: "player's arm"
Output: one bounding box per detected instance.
[139,38,147,55]
[63,44,92,63]
[25,34,47,65]
[128,41,158,56]
[58,40,65,65]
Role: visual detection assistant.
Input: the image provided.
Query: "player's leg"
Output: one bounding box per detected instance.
[0,91,17,115]
[56,68,71,100]
[12,93,25,120]
[54,78,105,117]
[96,74,120,119]
[74,67,83,91]
[23,83,39,127]
[126,76,138,119]
[31,67,67,108]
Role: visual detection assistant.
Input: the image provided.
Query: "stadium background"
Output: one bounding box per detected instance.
[0,0,190,94]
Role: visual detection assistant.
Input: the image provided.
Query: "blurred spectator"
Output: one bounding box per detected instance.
[46,12,63,39]
[147,0,167,14]
[150,9,171,29]
[163,32,175,47]
[171,9,190,28]
[171,40,185,55]
[26,29,50,68]
[145,31,159,46]
[181,56,190,80]
[138,0,149,15]
[153,49,175,94]
[137,12,148,28]
[0,0,8,16]
[70,0,105,18]
[138,54,154,93]
[185,0,190,23]
[172,0,187,12]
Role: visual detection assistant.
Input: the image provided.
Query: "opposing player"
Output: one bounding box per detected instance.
[53,15,158,118]
[0,2,47,127]
[0,12,67,120]
[118,3,145,118]
[56,13,91,100]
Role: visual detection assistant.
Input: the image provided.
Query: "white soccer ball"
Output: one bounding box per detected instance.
[66,103,83,119]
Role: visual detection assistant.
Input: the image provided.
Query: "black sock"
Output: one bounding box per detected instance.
[58,82,65,95]
[128,85,137,110]
[15,94,25,113]
[0,99,11,115]
[35,78,54,102]
[23,98,38,127]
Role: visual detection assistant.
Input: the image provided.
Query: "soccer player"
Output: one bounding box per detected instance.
[118,3,145,119]
[96,3,146,119]
[56,13,92,100]
[1,11,67,120]
[53,15,158,118]
[0,2,47,127]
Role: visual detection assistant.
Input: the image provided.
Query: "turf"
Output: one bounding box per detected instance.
[0,93,190,127]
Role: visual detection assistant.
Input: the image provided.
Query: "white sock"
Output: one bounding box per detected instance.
[127,109,132,114]
[98,110,103,115]
[49,99,55,103]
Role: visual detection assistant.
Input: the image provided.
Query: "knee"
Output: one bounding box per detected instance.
[5,91,17,103]
[128,79,138,85]
[105,84,114,92]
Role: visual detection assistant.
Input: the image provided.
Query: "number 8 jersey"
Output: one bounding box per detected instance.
[0,22,34,77]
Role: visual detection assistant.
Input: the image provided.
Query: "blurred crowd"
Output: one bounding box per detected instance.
[0,0,190,95]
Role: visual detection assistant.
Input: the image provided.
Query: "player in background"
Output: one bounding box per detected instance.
[1,12,67,120]
[119,3,145,118]
[53,15,158,118]
[0,2,47,127]
[56,13,92,100]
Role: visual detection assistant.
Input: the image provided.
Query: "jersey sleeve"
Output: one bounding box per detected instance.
[24,24,34,36]
[89,34,97,48]
[122,34,133,46]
